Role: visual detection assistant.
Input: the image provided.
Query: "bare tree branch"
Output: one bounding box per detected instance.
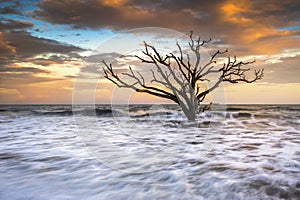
[102,31,264,121]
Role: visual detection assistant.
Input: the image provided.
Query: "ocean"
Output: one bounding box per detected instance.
[0,104,299,199]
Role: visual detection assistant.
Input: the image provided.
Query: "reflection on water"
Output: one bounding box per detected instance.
[0,105,299,199]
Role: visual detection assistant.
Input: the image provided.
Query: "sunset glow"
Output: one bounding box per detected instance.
[0,0,299,104]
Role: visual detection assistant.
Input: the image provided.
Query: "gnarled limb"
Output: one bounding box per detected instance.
[103,60,179,103]
[102,32,264,121]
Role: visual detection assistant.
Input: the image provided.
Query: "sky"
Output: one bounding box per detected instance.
[0,0,299,104]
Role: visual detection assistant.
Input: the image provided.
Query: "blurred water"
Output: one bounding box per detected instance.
[0,104,299,199]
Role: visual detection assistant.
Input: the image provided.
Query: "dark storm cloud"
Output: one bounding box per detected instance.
[2,31,83,58]
[0,15,85,68]
[0,19,74,65]
[244,0,300,27]
[34,0,300,31]
[34,0,202,30]
[0,1,22,15]
[0,19,33,31]
[0,16,85,86]
[32,0,300,57]
[129,0,222,12]
[0,29,84,70]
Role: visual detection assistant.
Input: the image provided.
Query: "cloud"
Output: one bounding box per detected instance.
[0,32,16,54]
[261,55,300,84]
[0,16,85,69]
[34,0,300,31]
[85,52,122,63]
[0,15,86,103]
[0,73,63,88]
[64,75,77,79]
[0,19,33,31]
[0,0,299,103]
[0,29,85,72]
[24,54,81,66]
[2,30,83,59]
[0,1,22,15]
[0,32,16,66]
[26,58,66,66]
[80,64,102,74]
[0,64,51,74]
[34,0,300,55]
[240,0,300,28]
[79,52,123,75]
[34,0,209,30]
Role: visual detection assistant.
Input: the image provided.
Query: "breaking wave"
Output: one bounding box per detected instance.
[0,104,300,199]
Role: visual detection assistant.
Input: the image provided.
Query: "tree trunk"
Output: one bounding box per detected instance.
[103,32,263,121]
[182,105,196,121]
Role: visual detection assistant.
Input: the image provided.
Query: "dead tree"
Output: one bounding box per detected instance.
[103,31,263,121]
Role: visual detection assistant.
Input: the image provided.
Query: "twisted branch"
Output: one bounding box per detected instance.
[102,31,264,120]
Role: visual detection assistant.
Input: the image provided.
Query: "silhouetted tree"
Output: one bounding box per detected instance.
[103,32,263,121]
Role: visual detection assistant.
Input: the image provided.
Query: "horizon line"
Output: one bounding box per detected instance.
[1,103,299,105]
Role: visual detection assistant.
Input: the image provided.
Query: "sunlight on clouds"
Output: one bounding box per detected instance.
[251,35,300,55]
[220,0,296,47]
[15,57,82,79]
[0,0,299,104]
[0,32,16,54]
[101,0,153,21]
[264,49,300,64]
[102,0,127,7]
[47,63,81,78]
[237,49,300,64]
[242,28,291,43]
[221,1,252,24]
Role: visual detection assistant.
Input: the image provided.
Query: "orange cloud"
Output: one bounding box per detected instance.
[0,32,16,54]
[219,0,296,46]
[214,1,300,61]
[1,0,299,104]
[101,0,127,7]
[220,1,253,24]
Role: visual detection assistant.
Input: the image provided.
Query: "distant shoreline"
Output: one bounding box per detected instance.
[1,103,300,106]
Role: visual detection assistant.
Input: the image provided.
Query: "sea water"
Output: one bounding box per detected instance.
[0,104,299,199]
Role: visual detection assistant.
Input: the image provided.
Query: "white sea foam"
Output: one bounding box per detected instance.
[0,104,299,199]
